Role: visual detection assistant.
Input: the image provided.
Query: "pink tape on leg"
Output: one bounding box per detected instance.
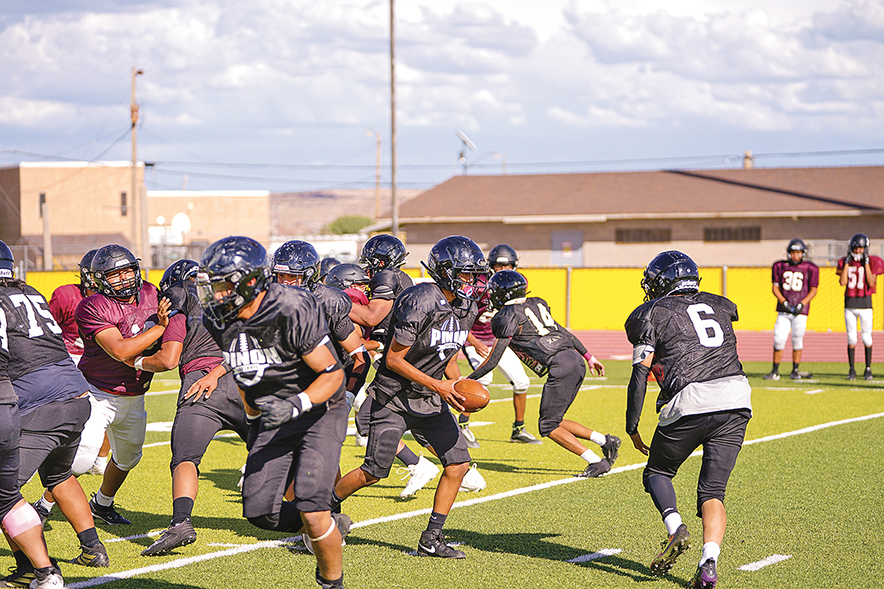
[2,503,42,537]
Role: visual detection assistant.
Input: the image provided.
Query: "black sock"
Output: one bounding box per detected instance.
[848,347,855,370]
[396,445,419,467]
[427,511,447,531]
[792,363,799,373]
[771,363,779,373]
[330,490,344,513]
[458,413,469,425]
[865,346,873,369]
[513,420,524,428]
[172,497,195,525]
[12,550,29,570]
[77,527,102,549]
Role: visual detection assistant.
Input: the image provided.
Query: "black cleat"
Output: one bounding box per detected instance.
[650,523,691,576]
[864,367,874,381]
[69,542,109,567]
[848,369,857,380]
[576,458,611,478]
[691,558,718,588]
[141,519,198,556]
[417,529,465,559]
[1,559,59,588]
[510,424,541,444]
[89,495,131,525]
[601,434,621,464]
[790,370,812,380]
[762,371,780,380]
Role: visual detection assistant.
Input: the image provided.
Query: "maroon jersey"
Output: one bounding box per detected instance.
[771,259,819,315]
[49,283,87,356]
[76,282,161,395]
[469,292,496,344]
[837,255,884,307]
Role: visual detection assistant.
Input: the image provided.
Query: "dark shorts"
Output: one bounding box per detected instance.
[538,350,586,437]
[242,401,347,517]
[0,404,23,517]
[170,370,248,473]
[18,396,91,490]
[361,398,470,479]
[644,409,751,517]
[356,397,430,447]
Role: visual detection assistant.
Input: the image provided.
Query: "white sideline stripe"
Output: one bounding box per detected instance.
[78,410,884,586]
[738,554,792,571]
[567,548,622,563]
[804,389,824,395]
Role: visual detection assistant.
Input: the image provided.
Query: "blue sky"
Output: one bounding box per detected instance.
[1,0,882,192]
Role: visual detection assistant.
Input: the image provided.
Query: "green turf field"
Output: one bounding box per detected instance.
[21,360,883,589]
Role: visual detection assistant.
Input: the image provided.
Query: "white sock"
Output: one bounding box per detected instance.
[663,512,683,536]
[700,542,720,565]
[580,448,601,464]
[589,431,607,446]
[94,490,115,507]
[37,497,55,513]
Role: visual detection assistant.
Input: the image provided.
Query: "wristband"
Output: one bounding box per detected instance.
[133,356,145,371]
[296,392,313,415]
[349,345,366,357]
[582,351,596,364]
[246,412,260,421]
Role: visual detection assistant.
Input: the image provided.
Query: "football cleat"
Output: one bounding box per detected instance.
[87,456,108,477]
[417,529,465,559]
[2,560,61,589]
[29,567,63,589]
[511,424,541,444]
[459,422,480,448]
[89,495,131,525]
[303,513,351,555]
[68,542,109,567]
[31,501,49,529]
[601,434,621,464]
[458,464,487,492]
[577,458,611,478]
[790,370,812,380]
[141,519,198,556]
[762,371,780,381]
[848,369,857,380]
[650,523,691,576]
[399,456,440,498]
[691,558,718,588]
[864,367,874,381]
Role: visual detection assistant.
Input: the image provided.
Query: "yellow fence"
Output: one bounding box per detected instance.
[27,266,878,333]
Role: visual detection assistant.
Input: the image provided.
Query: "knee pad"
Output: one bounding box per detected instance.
[2,503,42,538]
[512,378,530,396]
[847,332,859,346]
[862,333,874,348]
[111,452,141,472]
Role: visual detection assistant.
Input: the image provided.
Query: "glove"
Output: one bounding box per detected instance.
[862,251,870,265]
[254,393,312,430]
[782,302,795,314]
[791,303,803,316]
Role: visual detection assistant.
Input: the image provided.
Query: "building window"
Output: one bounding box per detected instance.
[121,192,127,216]
[39,193,45,217]
[616,228,672,243]
[703,226,761,242]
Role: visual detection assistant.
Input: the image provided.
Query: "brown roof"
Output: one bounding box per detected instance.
[398,165,884,221]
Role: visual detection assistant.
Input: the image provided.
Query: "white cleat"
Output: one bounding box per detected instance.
[399,456,440,498]
[458,464,486,493]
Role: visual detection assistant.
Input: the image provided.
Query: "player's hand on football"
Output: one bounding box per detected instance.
[255,396,302,429]
[186,373,219,402]
[157,297,172,328]
[630,431,649,456]
[437,379,465,412]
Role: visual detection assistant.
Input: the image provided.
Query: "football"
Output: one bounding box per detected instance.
[454,379,491,413]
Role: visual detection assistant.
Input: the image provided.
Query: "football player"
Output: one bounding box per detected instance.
[0,242,65,589]
[624,251,752,589]
[67,244,171,526]
[332,235,488,558]
[835,233,884,380]
[460,244,537,447]
[764,239,819,380]
[138,259,249,557]
[467,270,617,477]
[48,249,97,365]
[197,236,349,589]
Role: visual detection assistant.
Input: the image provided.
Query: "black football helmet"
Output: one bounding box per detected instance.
[422,235,490,301]
[79,249,98,291]
[0,240,14,279]
[786,239,807,266]
[91,244,142,300]
[325,263,370,291]
[487,270,528,310]
[849,233,870,260]
[360,234,407,275]
[160,259,198,291]
[271,240,321,286]
[319,257,341,281]
[487,244,519,269]
[641,250,700,301]
[198,236,270,329]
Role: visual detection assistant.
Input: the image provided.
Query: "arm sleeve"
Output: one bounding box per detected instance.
[467,337,511,381]
[368,271,399,301]
[561,328,587,356]
[626,362,650,435]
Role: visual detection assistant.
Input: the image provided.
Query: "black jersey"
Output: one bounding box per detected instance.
[367,268,413,343]
[371,282,478,415]
[306,282,356,370]
[625,291,745,411]
[165,285,223,372]
[0,306,17,405]
[203,283,345,409]
[0,282,69,381]
[491,297,587,377]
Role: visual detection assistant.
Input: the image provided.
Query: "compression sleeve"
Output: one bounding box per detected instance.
[561,329,588,355]
[467,337,511,381]
[626,362,650,435]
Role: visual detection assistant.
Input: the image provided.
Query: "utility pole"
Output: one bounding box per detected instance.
[131,67,144,260]
[374,131,382,220]
[390,0,399,237]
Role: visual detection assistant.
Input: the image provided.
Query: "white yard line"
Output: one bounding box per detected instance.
[567,548,622,563]
[75,411,884,587]
[738,554,792,571]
